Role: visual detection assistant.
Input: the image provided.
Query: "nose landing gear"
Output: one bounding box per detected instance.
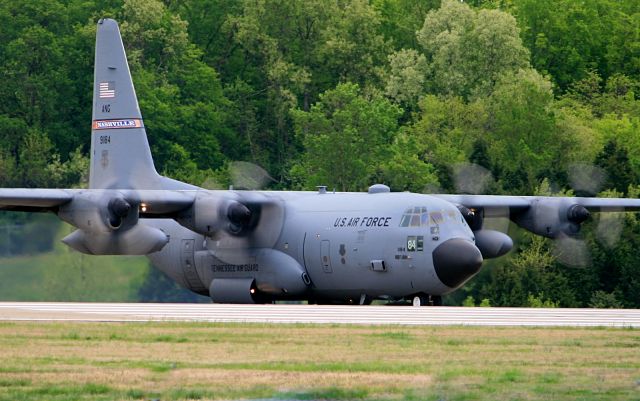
[411,294,442,307]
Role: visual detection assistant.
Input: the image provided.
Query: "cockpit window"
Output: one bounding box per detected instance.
[430,211,443,225]
[399,207,428,227]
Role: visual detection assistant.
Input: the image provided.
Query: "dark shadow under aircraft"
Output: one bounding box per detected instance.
[2,19,639,306]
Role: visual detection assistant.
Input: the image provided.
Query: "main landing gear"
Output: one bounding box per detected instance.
[411,294,442,307]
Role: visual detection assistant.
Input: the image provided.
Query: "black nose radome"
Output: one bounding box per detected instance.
[433,238,483,288]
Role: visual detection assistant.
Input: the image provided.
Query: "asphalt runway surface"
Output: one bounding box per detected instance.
[0,302,639,327]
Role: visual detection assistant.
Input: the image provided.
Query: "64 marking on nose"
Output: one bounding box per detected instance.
[407,236,424,252]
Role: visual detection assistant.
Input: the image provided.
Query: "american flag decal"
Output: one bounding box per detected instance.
[99,81,115,98]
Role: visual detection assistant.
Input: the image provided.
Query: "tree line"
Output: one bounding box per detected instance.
[0,0,639,306]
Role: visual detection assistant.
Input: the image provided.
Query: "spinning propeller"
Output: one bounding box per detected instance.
[177,161,284,265]
[552,163,624,267]
[450,161,626,267]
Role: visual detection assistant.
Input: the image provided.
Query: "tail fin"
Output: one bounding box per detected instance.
[89,18,162,189]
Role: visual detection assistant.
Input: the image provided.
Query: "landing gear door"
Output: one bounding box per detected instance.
[321,240,332,273]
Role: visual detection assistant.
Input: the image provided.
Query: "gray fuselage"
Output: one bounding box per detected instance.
[148,190,476,303]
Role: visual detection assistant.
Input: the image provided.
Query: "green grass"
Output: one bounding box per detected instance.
[0,322,637,400]
[0,223,148,302]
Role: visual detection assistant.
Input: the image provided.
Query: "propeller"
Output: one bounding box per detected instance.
[448,161,625,267]
[228,161,274,190]
[208,192,285,266]
[452,162,494,195]
[452,162,510,232]
[552,234,592,268]
[178,161,284,266]
[58,189,170,255]
[546,202,591,267]
[595,209,624,249]
[567,162,607,197]
[551,163,625,267]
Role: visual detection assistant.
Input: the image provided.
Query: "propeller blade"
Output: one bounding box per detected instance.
[553,235,591,268]
[453,162,494,195]
[229,161,274,190]
[567,163,606,196]
[595,211,625,249]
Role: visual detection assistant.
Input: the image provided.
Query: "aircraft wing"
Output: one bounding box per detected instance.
[0,189,195,215]
[434,194,640,213]
[0,189,74,212]
[433,194,530,215]
[120,190,196,215]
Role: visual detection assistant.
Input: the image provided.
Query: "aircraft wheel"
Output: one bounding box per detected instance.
[431,295,443,306]
[412,295,429,307]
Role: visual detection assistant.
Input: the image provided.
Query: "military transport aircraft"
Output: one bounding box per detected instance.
[1,19,640,306]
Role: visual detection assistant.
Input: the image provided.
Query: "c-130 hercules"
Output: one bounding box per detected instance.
[2,19,639,306]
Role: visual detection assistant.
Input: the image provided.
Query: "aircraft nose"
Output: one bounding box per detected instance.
[432,238,483,288]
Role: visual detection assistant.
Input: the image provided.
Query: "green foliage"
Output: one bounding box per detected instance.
[119,0,232,175]
[514,0,640,92]
[46,147,89,188]
[417,0,530,99]
[17,130,53,188]
[588,291,623,309]
[406,95,489,191]
[479,298,492,307]
[318,0,391,88]
[385,49,428,109]
[380,131,440,192]
[526,293,559,308]
[594,140,637,195]
[485,235,577,307]
[487,69,560,193]
[462,296,476,307]
[373,0,439,50]
[291,83,402,191]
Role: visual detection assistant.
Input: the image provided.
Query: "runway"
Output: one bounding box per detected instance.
[0,302,639,327]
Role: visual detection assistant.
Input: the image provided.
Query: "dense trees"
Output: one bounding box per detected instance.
[1,0,639,306]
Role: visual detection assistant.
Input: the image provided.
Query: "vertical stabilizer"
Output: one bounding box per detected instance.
[90,18,162,189]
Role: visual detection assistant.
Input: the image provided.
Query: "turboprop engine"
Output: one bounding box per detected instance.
[512,198,590,239]
[175,191,257,237]
[57,191,168,255]
[176,191,285,247]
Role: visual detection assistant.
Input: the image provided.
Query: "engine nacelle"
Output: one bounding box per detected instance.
[176,192,285,250]
[512,198,590,239]
[62,224,169,255]
[474,229,513,259]
[176,192,246,237]
[58,190,138,233]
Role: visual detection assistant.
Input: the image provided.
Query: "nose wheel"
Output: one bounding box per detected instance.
[411,294,442,307]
